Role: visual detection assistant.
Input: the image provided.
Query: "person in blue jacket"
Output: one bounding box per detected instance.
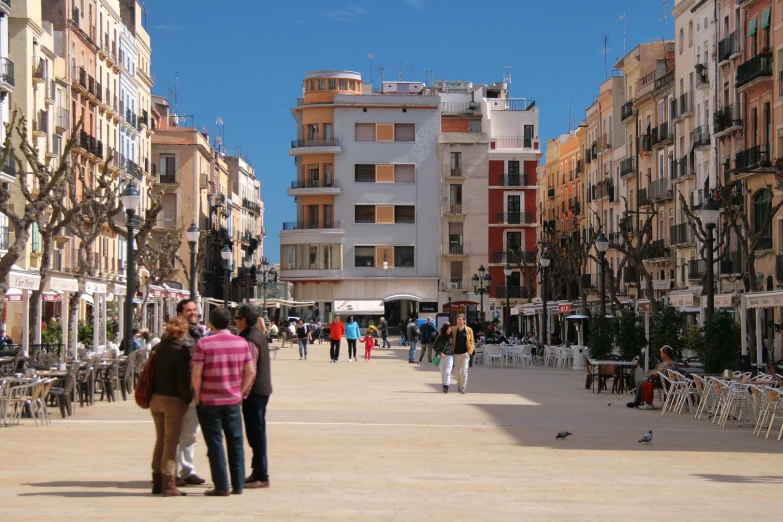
[418,317,438,363]
[345,316,361,362]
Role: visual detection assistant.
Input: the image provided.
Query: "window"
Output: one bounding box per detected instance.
[307,124,319,140]
[349,80,355,90]
[469,119,481,133]
[318,79,325,90]
[307,205,319,226]
[754,189,772,249]
[32,222,40,252]
[394,246,415,267]
[394,123,415,141]
[679,28,684,54]
[395,206,415,223]
[355,164,376,182]
[324,205,333,227]
[355,123,375,141]
[355,205,375,223]
[355,246,375,267]
[450,152,462,171]
[309,80,315,91]
[309,246,318,269]
[395,164,415,183]
[329,79,336,90]
[159,154,175,181]
[308,166,319,187]
[324,123,333,139]
[339,79,347,90]
[523,125,534,148]
[508,161,520,174]
[761,8,771,49]
[749,17,758,55]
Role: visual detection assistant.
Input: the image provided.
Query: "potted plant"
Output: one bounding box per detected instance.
[588,312,615,359]
[615,310,647,362]
[693,310,741,373]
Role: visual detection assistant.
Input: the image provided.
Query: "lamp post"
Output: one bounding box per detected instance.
[186,223,200,300]
[503,263,512,336]
[540,251,550,344]
[120,184,140,356]
[221,245,232,309]
[243,256,253,304]
[702,195,720,323]
[595,232,609,316]
[471,265,492,329]
[258,258,276,321]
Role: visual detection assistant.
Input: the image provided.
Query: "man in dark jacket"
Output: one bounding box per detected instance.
[418,317,438,363]
[379,317,390,348]
[233,303,273,489]
[406,318,420,363]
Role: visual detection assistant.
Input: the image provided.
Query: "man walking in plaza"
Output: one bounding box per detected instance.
[191,307,256,496]
[233,304,273,489]
[379,317,391,349]
[329,315,344,363]
[174,299,206,488]
[451,313,475,394]
[406,317,420,364]
[418,317,437,363]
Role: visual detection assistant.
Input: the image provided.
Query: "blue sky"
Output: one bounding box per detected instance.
[147,0,674,263]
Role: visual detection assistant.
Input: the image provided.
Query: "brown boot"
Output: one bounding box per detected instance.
[162,474,187,497]
[152,473,163,495]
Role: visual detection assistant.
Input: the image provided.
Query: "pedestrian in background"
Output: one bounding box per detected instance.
[296,319,308,361]
[362,330,375,361]
[451,313,475,394]
[329,315,345,363]
[345,315,360,362]
[379,317,391,348]
[432,322,454,393]
[406,317,420,364]
[418,317,438,363]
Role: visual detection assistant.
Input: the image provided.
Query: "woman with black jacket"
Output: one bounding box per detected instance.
[432,323,454,394]
[149,316,193,497]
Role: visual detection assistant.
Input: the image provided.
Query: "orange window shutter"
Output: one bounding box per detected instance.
[376,124,395,141]
[375,206,394,223]
[375,165,395,183]
[375,246,393,267]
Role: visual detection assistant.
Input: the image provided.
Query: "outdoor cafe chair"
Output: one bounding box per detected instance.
[484,345,504,368]
[761,388,783,440]
[6,379,41,426]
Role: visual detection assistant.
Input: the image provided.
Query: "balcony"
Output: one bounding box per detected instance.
[492,250,537,265]
[736,53,772,89]
[608,232,621,246]
[636,70,656,99]
[0,225,8,251]
[488,98,535,111]
[691,126,710,148]
[1,147,16,182]
[33,110,48,136]
[124,109,138,129]
[158,170,176,184]
[621,100,634,121]
[447,241,464,255]
[493,136,535,149]
[655,122,673,147]
[695,64,708,89]
[718,31,741,63]
[242,199,262,215]
[671,223,694,246]
[690,189,704,209]
[595,180,614,201]
[288,177,341,196]
[71,66,87,92]
[547,188,555,199]
[282,220,342,231]
[688,259,705,280]
[440,101,481,115]
[644,239,671,261]
[0,0,9,15]
[496,212,534,225]
[735,144,772,173]
[95,81,102,103]
[288,138,341,156]
[87,75,96,100]
[445,202,462,214]
[139,109,149,128]
[677,92,692,119]
[576,159,583,174]
[649,177,672,201]
[777,255,783,282]
[597,134,611,154]
[640,134,653,153]
[713,104,742,136]
[638,188,650,207]
[495,286,530,299]
[623,267,638,284]
[673,154,693,181]
[499,173,529,186]
[0,57,13,91]
[721,251,744,276]
[448,167,463,177]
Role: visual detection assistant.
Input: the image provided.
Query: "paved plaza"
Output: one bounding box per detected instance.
[1,339,782,521]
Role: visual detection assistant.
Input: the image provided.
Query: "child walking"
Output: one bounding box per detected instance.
[363,332,375,361]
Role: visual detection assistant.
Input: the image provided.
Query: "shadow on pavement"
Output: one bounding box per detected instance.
[692,474,783,484]
[24,480,150,489]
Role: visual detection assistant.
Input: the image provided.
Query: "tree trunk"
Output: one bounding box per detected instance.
[29,234,57,345]
[69,292,81,354]
[0,225,32,330]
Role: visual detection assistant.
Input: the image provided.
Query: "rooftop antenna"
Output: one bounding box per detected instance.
[216,116,224,153]
[567,97,574,132]
[397,61,404,80]
[409,66,415,81]
[173,72,179,115]
[599,34,611,79]
[378,65,385,83]
[502,65,513,85]
[619,13,627,53]
[661,0,669,41]
[367,53,375,84]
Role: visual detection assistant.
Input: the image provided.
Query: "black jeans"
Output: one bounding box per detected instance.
[347,339,357,359]
[196,403,245,493]
[242,394,270,483]
[330,339,341,360]
[381,334,391,348]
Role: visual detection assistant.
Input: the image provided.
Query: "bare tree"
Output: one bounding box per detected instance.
[0,110,77,331]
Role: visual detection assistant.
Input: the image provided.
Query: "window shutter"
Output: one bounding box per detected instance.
[394,164,415,183]
[394,206,415,224]
[375,165,395,183]
[355,205,375,223]
[394,123,415,141]
[375,205,395,224]
[355,123,375,141]
[375,246,393,267]
[448,222,464,234]
[355,164,375,182]
[376,124,395,141]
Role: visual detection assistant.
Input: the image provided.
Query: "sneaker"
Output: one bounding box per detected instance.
[304,355,307,360]
[330,359,335,363]
[458,387,466,394]
[348,358,353,362]
[442,385,449,394]
[408,360,419,364]
[638,403,653,410]
[626,401,640,408]
[299,356,303,360]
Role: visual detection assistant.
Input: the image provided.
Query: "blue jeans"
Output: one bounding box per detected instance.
[196,403,245,493]
[298,340,308,357]
[242,394,270,482]
[408,340,418,362]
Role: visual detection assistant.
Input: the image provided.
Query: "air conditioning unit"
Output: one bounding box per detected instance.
[448,282,460,290]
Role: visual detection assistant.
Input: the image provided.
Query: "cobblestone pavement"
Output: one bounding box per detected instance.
[1,340,781,521]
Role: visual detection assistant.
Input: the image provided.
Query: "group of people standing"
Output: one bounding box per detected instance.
[148,299,273,497]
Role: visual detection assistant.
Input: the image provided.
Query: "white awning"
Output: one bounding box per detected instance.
[49,275,79,293]
[383,294,424,302]
[85,280,107,294]
[264,298,315,307]
[81,294,94,304]
[8,266,41,290]
[334,300,384,315]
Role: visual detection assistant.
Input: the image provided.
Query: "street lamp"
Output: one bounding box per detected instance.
[243,256,253,304]
[540,251,550,345]
[503,263,512,337]
[221,245,232,309]
[595,231,609,316]
[186,223,200,300]
[702,195,720,323]
[120,184,140,356]
[471,264,492,329]
[258,258,277,321]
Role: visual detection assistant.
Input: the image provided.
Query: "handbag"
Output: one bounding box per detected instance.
[433,354,441,367]
[134,352,156,409]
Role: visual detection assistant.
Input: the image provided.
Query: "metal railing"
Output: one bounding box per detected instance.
[621,100,634,121]
[448,242,464,255]
[500,173,529,186]
[689,259,705,280]
[644,239,670,259]
[580,273,595,289]
[0,225,8,250]
[735,144,771,171]
[638,188,649,207]
[691,126,710,148]
[671,223,694,245]
[492,251,537,265]
[547,188,555,198]
[34,110,49,134]
[0,57,14,87]
[678,92,691,115]
[495,286,530,299]
[290,178,338,189]
[449,167,462,177]
[282,220,341,231]
[776,255,783,282]
[448,203,463,214]
[718,31,741,62]
[496,212,534,225]
[290,138,339,148]
[648,177,671,200]
[714,104,742,133]
[736,53,773,88]
[696,65,708,88]
[488,98,535,111]
[721,251,744,275]
[159,170,176,184]
[494,136,533,149]
[440,101,480,114]
[636,70,656,98]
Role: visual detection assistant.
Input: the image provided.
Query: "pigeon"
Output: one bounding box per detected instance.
[556,431,572,440]
[638,430,653,444]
